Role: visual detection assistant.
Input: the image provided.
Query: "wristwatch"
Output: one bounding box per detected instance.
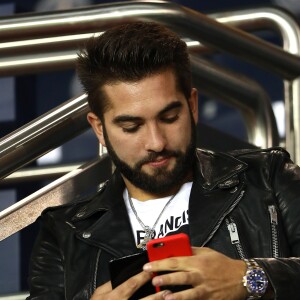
[242,259,268,299]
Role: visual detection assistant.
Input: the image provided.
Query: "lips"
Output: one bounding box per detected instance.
[137,151,178,169]
[146,156,170,167]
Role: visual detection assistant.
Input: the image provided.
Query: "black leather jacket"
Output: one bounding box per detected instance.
[27,148,300,299]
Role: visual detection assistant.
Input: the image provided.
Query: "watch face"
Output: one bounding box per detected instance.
[247,269,268,294]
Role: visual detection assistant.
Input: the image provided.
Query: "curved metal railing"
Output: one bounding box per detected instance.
[0,94,88,180]
[210,6,300,169]
[0,2,299,78]
[0,1,300,240]
[0,55,279,181]
[0,2,299,163]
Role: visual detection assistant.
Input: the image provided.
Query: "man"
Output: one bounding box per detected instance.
[27,21,300,299]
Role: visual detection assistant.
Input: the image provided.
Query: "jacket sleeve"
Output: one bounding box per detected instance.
[27,212,65,299]
[256,149,300,300]
[256,257,300,300]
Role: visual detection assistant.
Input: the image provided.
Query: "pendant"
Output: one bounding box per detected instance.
[144,226,154,241]
[136,226,154,249]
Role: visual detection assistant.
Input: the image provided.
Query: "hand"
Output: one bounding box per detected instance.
[142,247,248,300]
[90,271,153,300]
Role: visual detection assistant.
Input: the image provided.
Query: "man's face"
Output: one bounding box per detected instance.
[88,70,198,198]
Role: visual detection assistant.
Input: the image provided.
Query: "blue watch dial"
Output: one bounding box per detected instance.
[247,269,268,294]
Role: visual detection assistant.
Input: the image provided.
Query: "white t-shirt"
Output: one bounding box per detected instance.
[123,182,192,247]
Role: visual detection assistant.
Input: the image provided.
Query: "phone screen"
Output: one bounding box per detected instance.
[109,251,156,300]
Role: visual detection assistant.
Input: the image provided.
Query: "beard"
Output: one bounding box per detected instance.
[102,118,197,195]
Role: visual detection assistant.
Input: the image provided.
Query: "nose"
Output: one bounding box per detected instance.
[144,123,167,152]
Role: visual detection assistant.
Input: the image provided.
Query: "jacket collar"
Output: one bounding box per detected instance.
[70,148,248,256]
[71,172,140,257]
[195,148,247,190]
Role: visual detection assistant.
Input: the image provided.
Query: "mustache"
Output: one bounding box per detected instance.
[135,149,181,168]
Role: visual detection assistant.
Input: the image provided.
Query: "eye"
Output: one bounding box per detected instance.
[161,114,179,123]
[122,125,140,133]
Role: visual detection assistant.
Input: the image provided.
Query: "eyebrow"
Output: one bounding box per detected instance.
[158,101,182,117]
[112,100,183,125]
[113,115,143,125]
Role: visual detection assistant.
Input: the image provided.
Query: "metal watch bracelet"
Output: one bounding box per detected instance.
[242,259,269,299]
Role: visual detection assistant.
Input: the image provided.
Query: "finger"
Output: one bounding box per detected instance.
[152,271,199,288]
[163,287,205,300]
[140,289,172,300]
[144,256,192,273]
[143,249,223,276]
[93,281,112,296]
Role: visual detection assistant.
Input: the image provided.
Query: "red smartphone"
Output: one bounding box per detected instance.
[146,233,192,292]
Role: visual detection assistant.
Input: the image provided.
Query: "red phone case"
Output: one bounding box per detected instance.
[146,233,192,292]
[147,233,192,260]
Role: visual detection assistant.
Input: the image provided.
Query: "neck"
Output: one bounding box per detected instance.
[122,171,193,201]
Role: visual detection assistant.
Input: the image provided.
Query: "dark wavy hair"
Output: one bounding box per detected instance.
[77,21,192,120]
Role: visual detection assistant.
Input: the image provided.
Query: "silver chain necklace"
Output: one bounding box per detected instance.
[127,190,178,250]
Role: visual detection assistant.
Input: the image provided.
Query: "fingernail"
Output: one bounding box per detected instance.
[164,293,175,300]
[162,290,172,298]
[152,276,162,286]
[143,263,152,271]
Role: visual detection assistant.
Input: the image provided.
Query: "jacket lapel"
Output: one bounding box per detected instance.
[71,172,139,258]
[189,149,247,246]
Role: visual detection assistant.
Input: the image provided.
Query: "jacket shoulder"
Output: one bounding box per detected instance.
[227,146,290,159]
[39,183,107,222]
[196,147,292,178]
[226,147,292,167]
[196,146,290,162]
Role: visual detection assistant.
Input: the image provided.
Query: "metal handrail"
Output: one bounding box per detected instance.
[190,56,278,148]
[1,163,82,185]
[0,56,279,180]
[0,2,299,78]
[0,1,297,240]
[0,154,112,241]
[0,94,89,180]
[210,7,300,175]
[0,2,299,162]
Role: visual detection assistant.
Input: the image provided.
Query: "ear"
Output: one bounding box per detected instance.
[87,112,106,147]
[189,88,198,124]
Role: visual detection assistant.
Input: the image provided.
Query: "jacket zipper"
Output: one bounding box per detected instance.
[201,190,245,247]
[268,205,279,258]
[225,217,246,259]
[92,249,102,292]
